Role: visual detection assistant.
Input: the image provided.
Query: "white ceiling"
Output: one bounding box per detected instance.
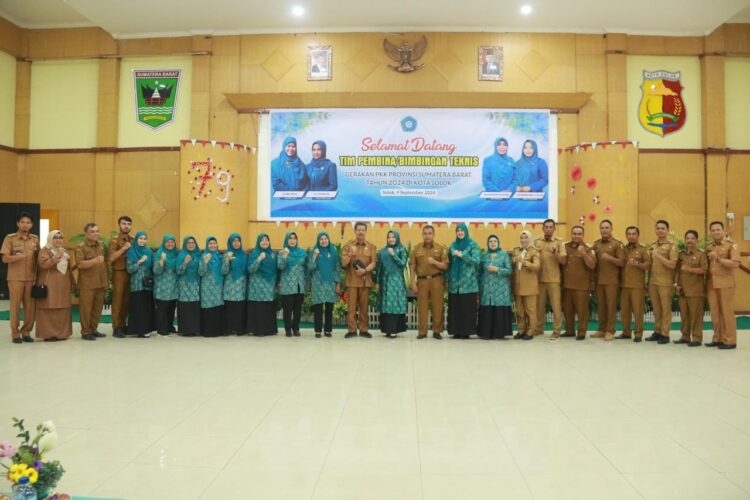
[1,0,749,38]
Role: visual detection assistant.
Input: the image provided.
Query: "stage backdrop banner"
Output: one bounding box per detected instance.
[265,109,557,222]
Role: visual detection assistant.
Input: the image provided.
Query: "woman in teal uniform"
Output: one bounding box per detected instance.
[153,234,179,336]
[176,235,201,336]
[246,233,278,337]
[198,236,227,337]
[375,230,408,338]
[126,231,156,338]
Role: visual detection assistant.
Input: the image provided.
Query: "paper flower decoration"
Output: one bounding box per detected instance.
[579,215,586,225]
[570,186,576,195]
[593,195,600,204]
[586,177,597,189]
[604,204,613,214]
[571,164,583,181]
[587,213,597,222]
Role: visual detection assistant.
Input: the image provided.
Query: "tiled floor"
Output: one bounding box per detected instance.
[1,316,749,499]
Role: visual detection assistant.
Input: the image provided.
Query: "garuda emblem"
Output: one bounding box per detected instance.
[383,36,428,73]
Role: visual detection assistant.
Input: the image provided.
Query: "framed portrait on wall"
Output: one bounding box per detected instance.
[478,46,503,81]
[308,45,332,81]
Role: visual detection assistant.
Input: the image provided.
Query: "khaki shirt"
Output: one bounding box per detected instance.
[75,240,109,290]
[648,240,679,287]
[677,248,707,297]
[706,239,740,289]
[341,239,377,288]
[512,246,540,296]
[534,236,566,284]
[593,238,625,285]
[409,242,448,278]
[1,232,39,281]
[110,233,134,271]
[621,243,651,289]
[563,242,594,291]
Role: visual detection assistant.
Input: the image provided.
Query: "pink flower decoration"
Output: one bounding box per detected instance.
[571,164,583,181]
[604,204,613,214]
[586,177,597,189]
[587,213,597,222]
[0,441,15,458]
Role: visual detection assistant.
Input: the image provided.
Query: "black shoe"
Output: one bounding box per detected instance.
[514,333,523,339]
[157,332,170,336]
[560,333,576,338]
[576,335,586,341]
[615,334,631,340]
[705,341,723,347]
[285,331,292,337]
[657,337,670,344]
[43,338,58,342]
[138,333,151,338]
[645,333,662,341]
[385,333,394,338]
[315,333,322,338]
[520,334,533,340]
[718,344,737,350]
[324,332,332,337]
[360,332,372,338]
[633,337,642,343]
[673,338,689,344]
[293,331,301,337]
[688,341,701,347]
[94,331,107,338]
[433,333,443,340]
[113,331,126,338]
[345,332,357,339]
[82,334,97,341]
[21,336,34,343]
[12,338,23,344]
[417,335,427,340]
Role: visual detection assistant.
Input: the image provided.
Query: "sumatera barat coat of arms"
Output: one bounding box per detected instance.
[134,69,181,130]
[638,70,686,137]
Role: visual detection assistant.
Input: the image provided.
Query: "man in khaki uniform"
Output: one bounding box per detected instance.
[562,225,596,340]
[705,221,741,349]
[1,212,39,343]
[645,220,678,345]
[109,215,133,338]
[75,223,109,341]
[592,220,625,341]
[341,222,378,338]
[617,226,651,342]
[534,219,567,340]
[674,229,708,347]
[409,225,449,340]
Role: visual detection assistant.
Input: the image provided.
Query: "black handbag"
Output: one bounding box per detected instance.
[31,255,50,299]
[142,276,155,288]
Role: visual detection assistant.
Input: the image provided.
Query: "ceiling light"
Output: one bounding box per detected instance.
[520,4,532,15]
[291,6,305,17]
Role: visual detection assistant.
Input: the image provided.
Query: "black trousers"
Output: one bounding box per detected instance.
[312,302,334,333]
[281,293,304,333]
[155,299,177,334]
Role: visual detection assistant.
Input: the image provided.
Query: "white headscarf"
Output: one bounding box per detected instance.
[45,230,69,274]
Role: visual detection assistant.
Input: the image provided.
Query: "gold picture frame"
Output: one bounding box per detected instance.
[478,46,503,81]
[308,45,332,81]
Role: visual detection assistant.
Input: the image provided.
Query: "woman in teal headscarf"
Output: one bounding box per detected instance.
[153,234,179,336]
[513,139,548,192]
[446,223,481,339]
[222,233,248,335]
[306,140,338,191]
[198,236,228,337]
[375,230,408,338]
[482,137,517,192]
[175,235,201,336]
[278,231,308,337]
[307,231,340,338]
[271,137,309,191]
[246,233,278,337]
[478,235,513,339]
[126,231,156,338]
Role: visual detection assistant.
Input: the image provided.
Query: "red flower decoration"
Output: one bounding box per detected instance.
[604,204,613,214]
[571,164,583,181]
[586,177,597,189]
[587,213,597,222]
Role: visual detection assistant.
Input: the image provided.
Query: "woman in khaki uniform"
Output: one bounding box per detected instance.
[512,230,540,340]
[35,230,75,341]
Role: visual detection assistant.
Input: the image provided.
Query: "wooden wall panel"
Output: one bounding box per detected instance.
[0,149,18,201]
[0,16,22,56]
[725,154,750,311]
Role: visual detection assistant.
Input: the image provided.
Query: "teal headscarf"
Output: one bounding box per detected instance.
[155,234,179,270]
[378,230,405,275]
[271,137,308,191]
[126,231,153,267]
[449,223,473,282]
[313,231,338,283]
[202,236,224,286]
[482,137,516,192]
[249,233,277,283]
[283,231,307,269]
[177,236,201,282]
[226,233,248,281]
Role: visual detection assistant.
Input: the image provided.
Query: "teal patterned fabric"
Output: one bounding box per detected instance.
[153,258,179,301]
[479,248,513,306]
[199,257,227,308]
[127,255,154,292]
[375,245,408,314]
[278,247,308,295]
[222,257,247,301]
[247,254,277,301]
[308,251,340,305]
[176,260,200,302]
[447,239,481,294]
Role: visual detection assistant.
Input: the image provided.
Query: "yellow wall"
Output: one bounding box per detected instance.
[0,50,16,147]
[626,55,702,149]
[117,56,192,147]
[29,59,99,149]
[725,57,750,149]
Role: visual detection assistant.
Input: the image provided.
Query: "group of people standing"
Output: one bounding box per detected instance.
[2,213,741,349]
[482,138,549,193]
